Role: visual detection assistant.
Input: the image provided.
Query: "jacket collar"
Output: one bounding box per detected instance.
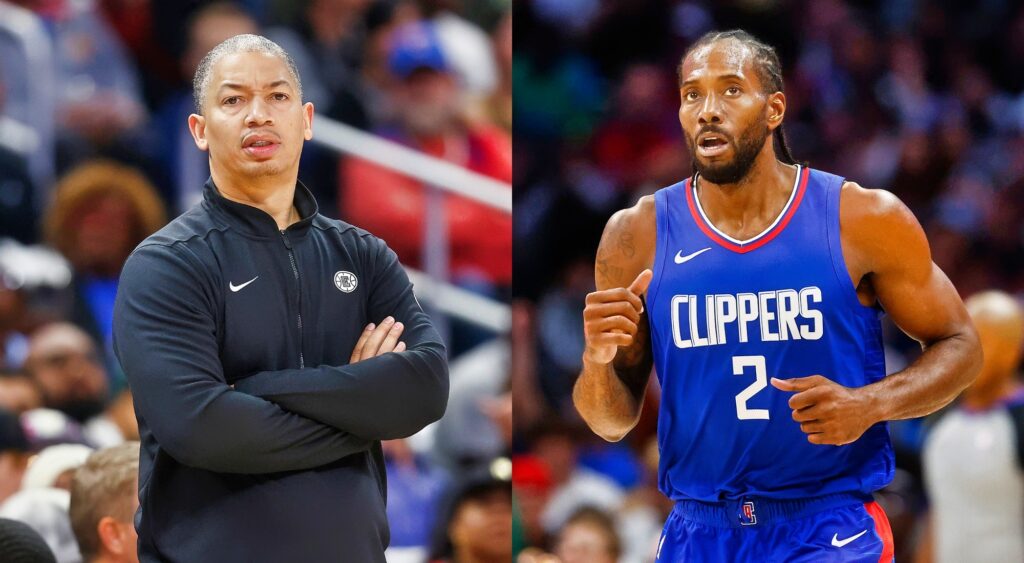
[202,177,319,238]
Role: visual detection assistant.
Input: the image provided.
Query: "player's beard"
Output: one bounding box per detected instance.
[689,114,771,185]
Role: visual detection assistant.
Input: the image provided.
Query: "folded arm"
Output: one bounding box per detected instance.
[233,239,450,441]
[114,245,371,474]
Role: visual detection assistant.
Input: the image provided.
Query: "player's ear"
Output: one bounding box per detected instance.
[766,91,785,132]
[188,113,209,151]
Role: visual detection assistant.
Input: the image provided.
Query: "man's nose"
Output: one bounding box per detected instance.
[246,98,274,126]
[698,93,723,126]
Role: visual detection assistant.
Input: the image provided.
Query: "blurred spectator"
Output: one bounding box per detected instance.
[43,161,166,371]
[415,0,498,98]
[553,507,620,563]
[23,324,108,422]
[474,9,511,131]
[384,438,452,562]
[431,338,509,471]
[527,420,623,536]
[512,454,553,549]
[11,0,149,173]
[266,0,374,128]
[82,391,137,449]
[69,442,140,563]
[341,20,512,290]
[154,2,259,212]
[20,409,90,452]
[0,517,58,563]
[922,291,1024,562]
[22,444,93,492]
[0,145,39,244]
[0,409,31,505]
[0,373,44,414]
[0,240,74,371]
[0,487,81,563]
[429,472,513,563]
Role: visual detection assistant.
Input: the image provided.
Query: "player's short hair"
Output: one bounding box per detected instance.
[678,29,799,166]
[69,442,140,559]
[192,34,303,115]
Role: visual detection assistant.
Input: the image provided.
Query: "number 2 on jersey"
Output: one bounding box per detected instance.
[733,355,770,420]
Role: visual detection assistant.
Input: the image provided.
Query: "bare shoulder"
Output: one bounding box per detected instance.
[839,181,930,274]
[595,195,657,290]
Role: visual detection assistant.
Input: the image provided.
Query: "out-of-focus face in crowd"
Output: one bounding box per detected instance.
[24,323,107,421]
[395,67,461,137]
[0,376,42,414]
[448,485,513,563]
[554,517,618,563]
[65,194,138,278]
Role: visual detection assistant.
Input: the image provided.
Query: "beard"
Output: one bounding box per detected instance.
[687,114,771,185]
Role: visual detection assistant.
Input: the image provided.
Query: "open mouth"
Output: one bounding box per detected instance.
[697,134,729,157]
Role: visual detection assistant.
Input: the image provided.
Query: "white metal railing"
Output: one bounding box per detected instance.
[313,116,511,333]
[313,116,511,212]
[406,268,509,332]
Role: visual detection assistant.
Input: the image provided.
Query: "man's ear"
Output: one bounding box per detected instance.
[97,516,125,554]
[766,91,786,132]
[188,113,209,151]
[303,101,314,141]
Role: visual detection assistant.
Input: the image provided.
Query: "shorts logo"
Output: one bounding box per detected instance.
[334,271,357,293]
[739,501,757,526]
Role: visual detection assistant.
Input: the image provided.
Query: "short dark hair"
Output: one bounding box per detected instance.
[678,29,799,166]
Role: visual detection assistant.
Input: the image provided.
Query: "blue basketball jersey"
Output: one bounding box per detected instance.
[646,165,894,502]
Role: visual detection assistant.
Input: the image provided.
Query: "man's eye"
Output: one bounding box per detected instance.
[224,97,241,105]
[726,87,740,95]
[685,91,699,101]
[272,93,288,101]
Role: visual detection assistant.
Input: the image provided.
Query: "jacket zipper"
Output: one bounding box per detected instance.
[281,230,305,369]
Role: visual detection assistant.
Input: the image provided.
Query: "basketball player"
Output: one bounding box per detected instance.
[575,30,981,561]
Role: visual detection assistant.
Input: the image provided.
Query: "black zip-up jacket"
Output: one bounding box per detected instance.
[112,179,449,562]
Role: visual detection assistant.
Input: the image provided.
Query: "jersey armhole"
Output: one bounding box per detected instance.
[647,188,670,308]
[824,175,876,314]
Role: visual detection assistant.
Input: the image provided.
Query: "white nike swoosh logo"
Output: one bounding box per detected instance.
[674,247,711,264]
[229,276,259,292]
[831,530,867,548]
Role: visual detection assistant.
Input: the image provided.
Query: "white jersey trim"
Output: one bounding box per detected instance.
[692,165,802,245]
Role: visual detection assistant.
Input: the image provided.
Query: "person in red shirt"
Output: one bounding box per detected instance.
[340,21,511,289]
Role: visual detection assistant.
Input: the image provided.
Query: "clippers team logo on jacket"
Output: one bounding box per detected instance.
[335,270,358,293]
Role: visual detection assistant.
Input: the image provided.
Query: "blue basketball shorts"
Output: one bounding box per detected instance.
[655,493,895,562]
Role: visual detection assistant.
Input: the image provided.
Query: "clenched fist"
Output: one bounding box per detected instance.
[771,375,878,446]
[583,269,653,364]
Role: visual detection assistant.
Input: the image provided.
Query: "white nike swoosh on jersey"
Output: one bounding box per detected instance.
[674,247,712,264]
[229,276,259,292]
[831,530,867,548]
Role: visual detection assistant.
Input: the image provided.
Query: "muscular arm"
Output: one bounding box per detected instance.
[842,183,981,420]
[573,197,657,442]
[233,239,449,441]
[114,246,370,474]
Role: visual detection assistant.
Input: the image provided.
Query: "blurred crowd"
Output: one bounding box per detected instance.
[0,0,511,561]
[512,0,1024,561]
